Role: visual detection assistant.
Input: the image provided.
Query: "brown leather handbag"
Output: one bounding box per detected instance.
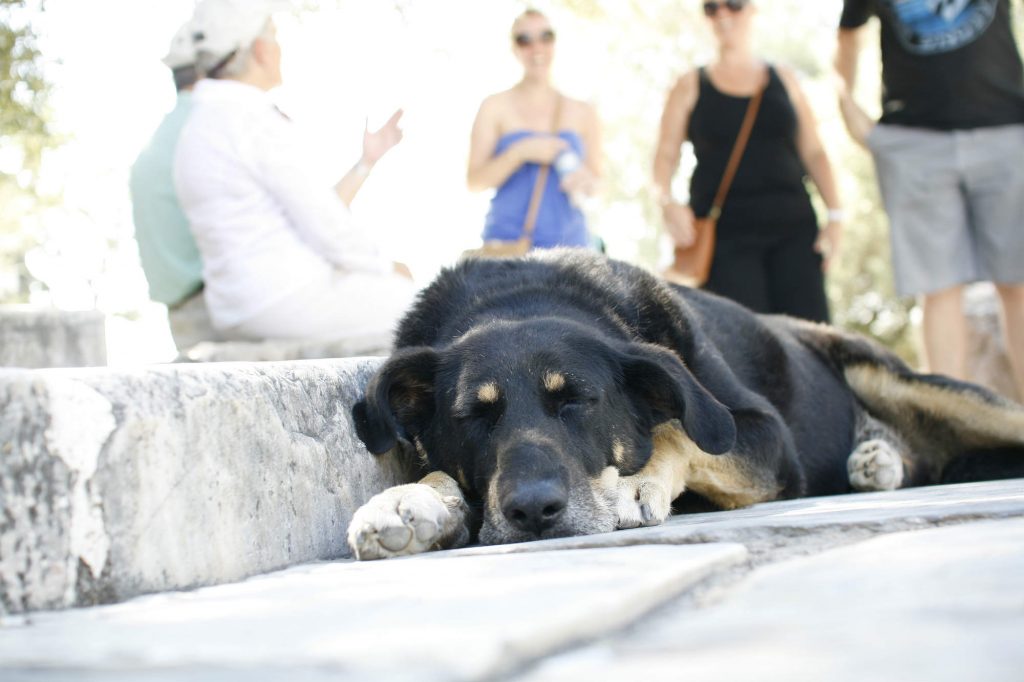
[662,79,766,287]
[462,96,563,261]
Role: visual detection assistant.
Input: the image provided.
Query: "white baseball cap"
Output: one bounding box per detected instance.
[189,0,292,62]
[162,20,198,69]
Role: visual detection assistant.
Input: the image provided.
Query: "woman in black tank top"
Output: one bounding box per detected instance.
[652,0,844,323]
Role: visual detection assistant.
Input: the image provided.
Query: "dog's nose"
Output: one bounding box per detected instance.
[500,479,568,535]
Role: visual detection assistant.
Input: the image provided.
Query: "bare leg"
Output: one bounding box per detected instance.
[920,285,967,380]
[995,283,1024,400]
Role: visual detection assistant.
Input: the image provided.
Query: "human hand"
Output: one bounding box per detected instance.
[513,135,568,165]
[559,166,597,198]
[815,220,843,272]
[362,109,404,166]
[393,261,413,280]
[662,201,696,247]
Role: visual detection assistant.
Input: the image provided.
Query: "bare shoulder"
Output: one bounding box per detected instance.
[671,68,700,105]
[478,89,514,115]
[559,94,598,121]
[659,68,699,115]
[772,63,807,96]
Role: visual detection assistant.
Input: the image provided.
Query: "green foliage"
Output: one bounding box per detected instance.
[0,0,55,303]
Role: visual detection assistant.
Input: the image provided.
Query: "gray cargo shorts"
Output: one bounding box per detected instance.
[867,123,1024,297]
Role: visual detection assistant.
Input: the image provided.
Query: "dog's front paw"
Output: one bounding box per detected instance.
[848,438,904,492]
[614,474,673,530]
[347,483,468,560]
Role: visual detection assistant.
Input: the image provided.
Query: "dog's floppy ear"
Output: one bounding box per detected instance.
[619,342,736,454]
[353,346,440,455]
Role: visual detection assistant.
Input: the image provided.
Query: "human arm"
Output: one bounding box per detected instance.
[466,93,566,192]
[334,109,404,206]
[254,113,394,275]
[776,65,844,272]
[652,70,699,247]
[558,100,603,199]
[835,25,874,146]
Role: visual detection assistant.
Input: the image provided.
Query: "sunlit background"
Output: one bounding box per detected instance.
[4,0,957,366]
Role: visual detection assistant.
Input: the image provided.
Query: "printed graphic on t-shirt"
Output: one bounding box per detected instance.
[881,0,998,54]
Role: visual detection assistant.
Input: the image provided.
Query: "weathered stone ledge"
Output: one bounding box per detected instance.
[0,307,106,369]
[0,357,412,615]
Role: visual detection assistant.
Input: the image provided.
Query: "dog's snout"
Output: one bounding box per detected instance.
[500,478,568,535]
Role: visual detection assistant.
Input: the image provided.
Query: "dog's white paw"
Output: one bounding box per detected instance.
[347,483,467,560]
[614,474,673,529]
[848,438,904,492]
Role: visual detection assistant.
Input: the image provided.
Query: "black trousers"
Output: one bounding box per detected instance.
[703,227,830,323]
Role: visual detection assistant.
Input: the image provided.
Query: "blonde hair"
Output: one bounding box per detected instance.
[511,8,549,38]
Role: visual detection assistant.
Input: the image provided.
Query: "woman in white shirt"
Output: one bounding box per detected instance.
[173,0,416,341]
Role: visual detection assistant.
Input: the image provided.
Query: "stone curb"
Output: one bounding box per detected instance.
[0,308,106,369]
[0,357,413,615]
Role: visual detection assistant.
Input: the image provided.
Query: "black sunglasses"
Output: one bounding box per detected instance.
[703,0,748,17]
[514,29,556,48]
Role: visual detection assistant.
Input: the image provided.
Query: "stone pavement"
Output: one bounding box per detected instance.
[1,479,1022,682]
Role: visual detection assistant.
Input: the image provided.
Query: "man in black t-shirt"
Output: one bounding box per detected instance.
[836,0,1024,398]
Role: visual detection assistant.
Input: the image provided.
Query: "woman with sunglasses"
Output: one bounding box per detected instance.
[467,9,603,251]
[653,0,843,323]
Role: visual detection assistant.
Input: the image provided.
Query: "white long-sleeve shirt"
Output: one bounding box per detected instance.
[173,79,391,330]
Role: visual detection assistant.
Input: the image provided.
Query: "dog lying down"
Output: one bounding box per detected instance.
[348,251,1024,560]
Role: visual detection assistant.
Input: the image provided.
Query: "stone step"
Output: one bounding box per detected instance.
[0,481,1020,681]
[0,307,107,369]
[177,331,393,363]
[520,517,1024,682]
[0,357,413,615]
[0,544,746,681]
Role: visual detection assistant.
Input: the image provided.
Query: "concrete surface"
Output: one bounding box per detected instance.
[521,518,1024,682]
[0,357,414,614]
[1,479,1022,681]
[0,544,746,681]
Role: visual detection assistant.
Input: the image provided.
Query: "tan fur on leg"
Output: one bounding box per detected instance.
[615,423,783,528]
[846,365,1024,473]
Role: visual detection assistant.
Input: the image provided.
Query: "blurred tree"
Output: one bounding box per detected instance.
[0,0,56,304]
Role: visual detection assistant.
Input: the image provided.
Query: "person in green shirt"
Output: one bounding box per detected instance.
[130,20,218,352]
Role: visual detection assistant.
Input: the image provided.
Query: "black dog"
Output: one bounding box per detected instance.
[348,251,1024,560]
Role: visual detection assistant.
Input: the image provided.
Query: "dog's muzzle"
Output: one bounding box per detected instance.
[496,443,570,536]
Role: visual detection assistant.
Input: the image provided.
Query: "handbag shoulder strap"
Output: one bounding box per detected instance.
[521,93,563,241]
[708,69,767,220]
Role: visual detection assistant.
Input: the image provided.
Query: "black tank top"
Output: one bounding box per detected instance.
[688,65,815,242]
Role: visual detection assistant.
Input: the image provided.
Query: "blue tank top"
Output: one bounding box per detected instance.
[483,130,590,248]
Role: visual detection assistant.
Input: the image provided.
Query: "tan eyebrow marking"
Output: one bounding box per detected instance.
[543,371,566,392]
[477,382,500,403]
[612,439,626,466]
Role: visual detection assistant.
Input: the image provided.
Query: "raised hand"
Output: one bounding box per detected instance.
[362,109,404,166]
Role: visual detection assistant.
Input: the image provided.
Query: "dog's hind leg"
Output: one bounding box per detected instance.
[844,363,1024,485]
[347,471,473,560]
[794,323,1024,486]
[847,411,909,492]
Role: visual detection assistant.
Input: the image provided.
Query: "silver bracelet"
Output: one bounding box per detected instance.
[827,208,845,223]
[353,160,372,177]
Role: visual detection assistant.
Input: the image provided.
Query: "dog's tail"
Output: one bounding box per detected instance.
[791,320,1024,485]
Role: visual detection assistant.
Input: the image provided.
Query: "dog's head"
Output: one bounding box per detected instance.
[354,317,735,544]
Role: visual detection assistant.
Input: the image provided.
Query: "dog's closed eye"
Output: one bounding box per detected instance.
[549,390,598,420]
